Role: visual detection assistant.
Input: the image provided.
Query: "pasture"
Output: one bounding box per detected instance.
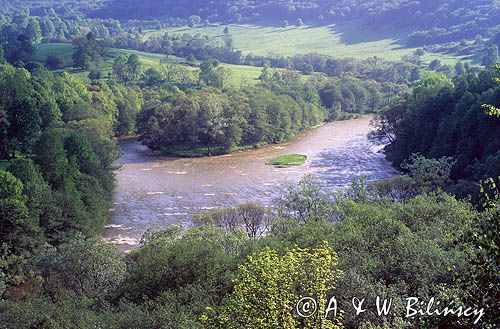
[145,22,472,64]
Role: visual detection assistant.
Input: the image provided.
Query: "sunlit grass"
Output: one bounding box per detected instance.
[145,22,472,64]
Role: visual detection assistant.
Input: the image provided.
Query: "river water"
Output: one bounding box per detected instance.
[103,116,395,250]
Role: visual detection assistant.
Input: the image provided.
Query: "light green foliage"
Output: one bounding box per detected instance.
[202,243,343,329]
[271,190,477,328]
[482,103,500,117]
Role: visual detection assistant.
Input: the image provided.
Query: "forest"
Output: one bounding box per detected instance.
[0,1,499,329]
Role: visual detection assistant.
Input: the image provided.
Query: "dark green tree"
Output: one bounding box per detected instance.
[199,57,229,88]
[44,53,63,70]
[126,54,142,81]
[0,64,42,158]
[0,171,43,252]
[25,18,41,43]
[482,46,499,67]
[3,34,35,63]
[34,129,73,190]
[72,32,103,70]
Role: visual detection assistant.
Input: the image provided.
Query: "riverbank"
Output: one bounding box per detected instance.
[131,114,361,158]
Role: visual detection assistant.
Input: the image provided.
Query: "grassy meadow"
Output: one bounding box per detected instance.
[145,22,472,64]
[35,43,266,87]
[36,20,470,89]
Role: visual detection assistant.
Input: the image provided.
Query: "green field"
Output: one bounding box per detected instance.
[35,43,266,87]
[145,22,472,64]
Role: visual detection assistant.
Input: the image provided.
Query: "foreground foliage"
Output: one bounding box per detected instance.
[202,244,342,329]
[2,176,494,328]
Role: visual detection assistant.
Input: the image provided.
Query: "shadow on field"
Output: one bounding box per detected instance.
[328,22,408,46]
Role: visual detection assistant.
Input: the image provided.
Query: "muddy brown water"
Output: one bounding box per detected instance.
[103,116,395,250]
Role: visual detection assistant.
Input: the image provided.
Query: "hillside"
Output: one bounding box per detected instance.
[146,22,472,63]
[35,43,284,86]
[94,0,500,48]
[4,0,499,59]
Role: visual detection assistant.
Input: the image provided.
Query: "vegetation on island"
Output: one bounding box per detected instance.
[266,154,307,167]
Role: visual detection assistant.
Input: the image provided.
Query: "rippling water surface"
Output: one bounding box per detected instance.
[103,116,395,249]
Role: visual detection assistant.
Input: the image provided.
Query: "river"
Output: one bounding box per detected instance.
[103,116,395,250]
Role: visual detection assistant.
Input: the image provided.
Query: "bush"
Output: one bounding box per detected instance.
[44,53,64,70]
[33,237,126,301]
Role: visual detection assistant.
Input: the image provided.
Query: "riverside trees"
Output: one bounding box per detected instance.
[371,69,500,200]
[0,62,142,254]
[136,86,326,155]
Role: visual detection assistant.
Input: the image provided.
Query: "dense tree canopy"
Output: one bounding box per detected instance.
[371,69,500,199]
[137,84,326,155]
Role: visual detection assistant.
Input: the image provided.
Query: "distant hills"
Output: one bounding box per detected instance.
[3,0,500,48]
